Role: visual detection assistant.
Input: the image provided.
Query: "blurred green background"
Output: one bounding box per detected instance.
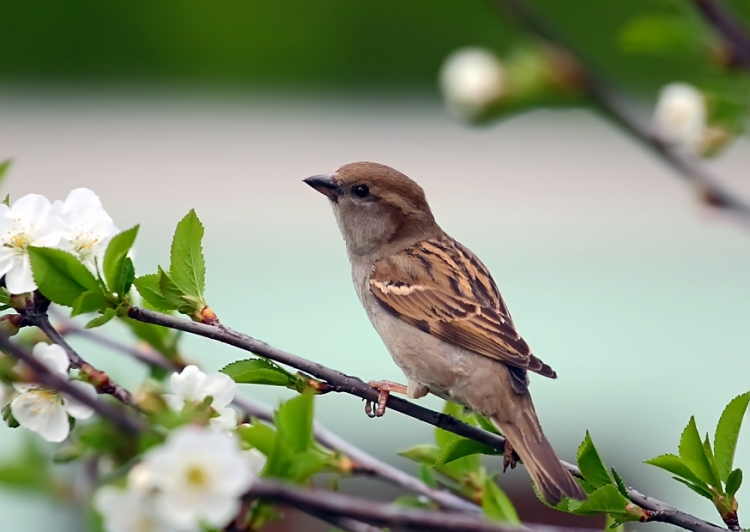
[1,0,750,530]
[2,0,749,91]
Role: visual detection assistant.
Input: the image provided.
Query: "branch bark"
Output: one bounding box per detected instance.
[694,0,750,69]
[247,479,522,532]
[0,333,145,434]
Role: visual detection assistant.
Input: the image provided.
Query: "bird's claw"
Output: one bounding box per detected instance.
[365,380,408,418]
[503,441,519,472]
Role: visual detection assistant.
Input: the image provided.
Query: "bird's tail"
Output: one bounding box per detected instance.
[492,412,585,505]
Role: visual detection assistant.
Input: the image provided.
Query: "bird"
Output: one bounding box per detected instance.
[303,161,585,505]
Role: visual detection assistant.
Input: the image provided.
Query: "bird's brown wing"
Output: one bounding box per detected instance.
[370,235,556,379]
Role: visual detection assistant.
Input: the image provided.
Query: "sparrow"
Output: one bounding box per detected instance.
[303,161,585,505]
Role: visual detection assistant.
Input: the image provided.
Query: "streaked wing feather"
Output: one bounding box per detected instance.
[370,235,556,379]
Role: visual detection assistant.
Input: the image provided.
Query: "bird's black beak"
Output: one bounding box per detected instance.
[303,173,339,200]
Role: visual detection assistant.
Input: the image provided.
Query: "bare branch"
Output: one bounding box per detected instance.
[247,479,522,532]
[493,0,750,224]
[694,0,750,69]
[0,333,145,434]
[30,313,139,408]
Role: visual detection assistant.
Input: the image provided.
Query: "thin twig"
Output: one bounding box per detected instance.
[247,479,524,532]
[29,314,138,408]
[0,333,144,434]
[694,0,750,69]
[127,306,508,450]
[494,0,750,224]
[127,306,728,532]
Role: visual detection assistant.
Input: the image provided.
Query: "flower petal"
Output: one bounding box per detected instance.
[154,492,202,531]
[5,254,37,294]
[200,373,236,408]
[11,390,70,442]
[170,365,207,402]
[32,343,70,375]
[209,406,238,432]
[11,194,51,225]
[63,380,97,419]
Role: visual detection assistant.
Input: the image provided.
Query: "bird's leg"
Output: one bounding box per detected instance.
[367,380,408,417]
[503,440,520,472]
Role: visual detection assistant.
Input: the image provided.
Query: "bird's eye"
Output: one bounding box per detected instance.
[351,184,370,198]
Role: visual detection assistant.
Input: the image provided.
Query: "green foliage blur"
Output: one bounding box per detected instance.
[2,0,749,94]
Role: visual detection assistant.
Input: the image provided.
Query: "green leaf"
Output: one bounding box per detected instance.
[418,463,437,488]
[102,225,139,295]
[618,15,703,55]
[71,290,110,316]
[0,160,11,186]
[482,478,520,524]
[577,431,612,489]
[436,436,499,466]
[263,438,294,479]
[238,422,278,456]
[28,247,100,306]
[158,267,192,313]
[133,273,176,311]
[287,450,328,483]
[169,209,206,299]
[726,468,742,498]
[85,307,117,329]
[611,468,628,498]
[644,453,706,486]
[574,484,630,515]
[680,416,722,488]
[436,401,468,449]
[221,358,295,387]
[475,414,502,435]
[703,434,724,494]
[0,287,11,305]
[398,444,441,464]
[121,257,135,296]
[275,392,314,454]
[714,391,750,482]
[672,476,714,499]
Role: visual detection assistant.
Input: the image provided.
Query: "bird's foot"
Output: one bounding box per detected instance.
[365,380,408,418]
[502,441,520,472]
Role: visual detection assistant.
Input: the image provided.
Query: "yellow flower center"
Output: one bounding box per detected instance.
[6,233,30,253]
[185,465,208,488]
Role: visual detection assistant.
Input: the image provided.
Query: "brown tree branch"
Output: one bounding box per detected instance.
[694,0,750,69]
[247,479,523,532]
[0,333,145,434]
[493,0,750,224]
[127,306,728,532]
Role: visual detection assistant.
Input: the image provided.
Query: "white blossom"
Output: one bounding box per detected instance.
[143,426,254,531]
[0,194,63,294]
[439,47,505,120]
[164,365,238,431]
[95,485,180,532]
[53,188,119,272]
[654,82,706,153]
[10,343,96,442]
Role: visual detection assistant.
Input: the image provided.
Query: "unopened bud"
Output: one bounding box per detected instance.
[0,314,22,337]
[439,47,505,120]
[653,82,706,153]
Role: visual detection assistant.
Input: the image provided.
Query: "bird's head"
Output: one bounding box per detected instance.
[304,162,440,258]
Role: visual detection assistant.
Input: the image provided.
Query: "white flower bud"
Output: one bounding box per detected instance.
[439,47,505,120]
[653,82,706,153]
